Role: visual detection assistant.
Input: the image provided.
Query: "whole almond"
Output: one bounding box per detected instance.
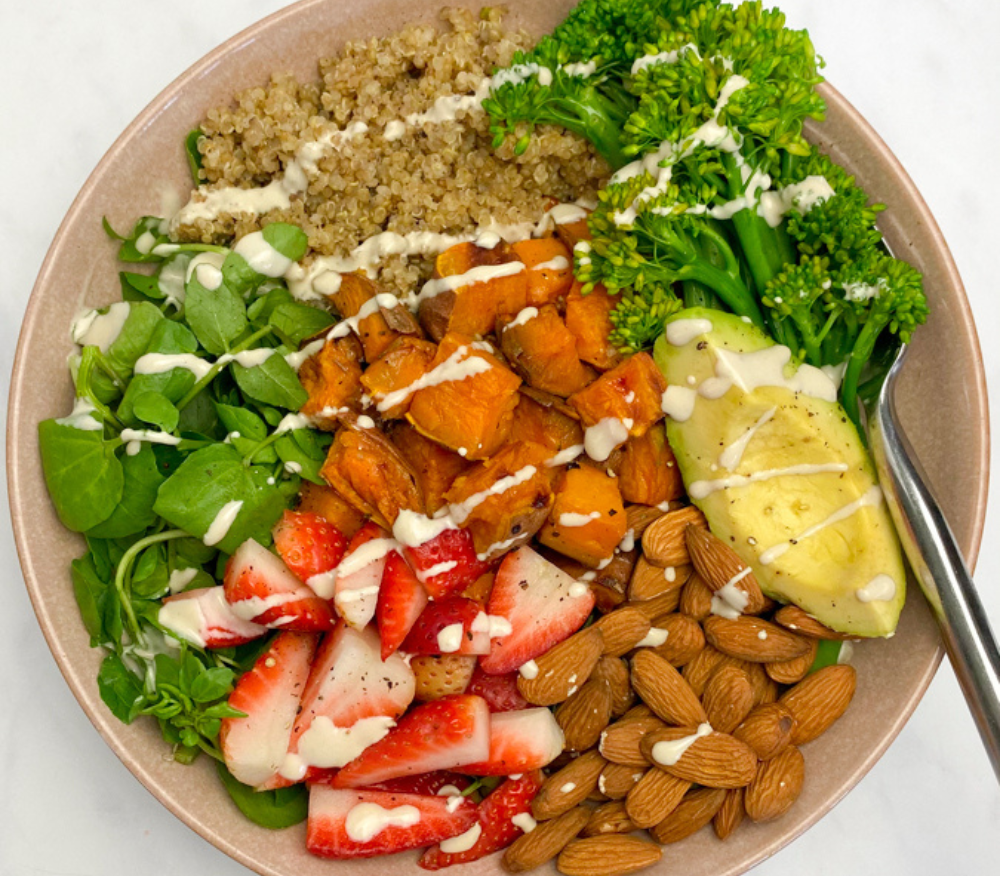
[713,787,745,840]
[582,801,636,837]
[744,745,806,822]
[649,787,727,844]
[734,702,797,760]
[590,655,634,718]
[629,557,690,602]
[682,646,727,697]
[625,587,682,623]
[594,607,652,656]
[621,703,654,721]
[625,768,691,828]
[684,525,766,613]
[678,572,714,621]
[625,504,666,539]
[641,726,758,788]
[773,604,853,640]
[557,836,662,876]
[557,678,613,752]
[599,763,647,799]
[780,664,857,744]
[701,664,755,734]
[703,615,811,663]
[533,749,607,820]
[631,649,707,727]
[504,805,590,872]
[642,506,707,567]
[518,626,605,706]
[744,660,780,706]
[599,715,666,767]
[766,637,819,685]
[649,613,705,667]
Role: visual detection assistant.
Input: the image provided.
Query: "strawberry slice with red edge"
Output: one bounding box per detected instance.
[459,708,565,776]
[366,771,472,796]
[333,521,396,629]
[403,527,489,600]
[333,694,491,789]
[466,663,530,712]
[402,597,490,656]
[418,771,544,870]
[479,545,595,675]
[224,538,335,632]
[307,787,477,859]
[376,550,429,660]
[220,631,318,789]
[273,509,348,583]
[158,586,267,649]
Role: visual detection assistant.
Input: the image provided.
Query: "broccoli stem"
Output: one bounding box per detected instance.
[551,87,632,170]
[840,316,887,432]
[682,260,765,326]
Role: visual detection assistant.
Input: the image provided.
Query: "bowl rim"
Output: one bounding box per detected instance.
[6,0,991,873]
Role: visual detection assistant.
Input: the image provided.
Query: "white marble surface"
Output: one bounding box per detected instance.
[1,1,998,874]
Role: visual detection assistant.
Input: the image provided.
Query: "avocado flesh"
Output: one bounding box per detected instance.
[654,307,906,638]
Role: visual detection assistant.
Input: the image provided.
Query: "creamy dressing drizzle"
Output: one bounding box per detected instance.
[856,574,897,603]
[203,500,243,546]
[418,261,526,303]
[72,301,131,351]
[584,417,632,462]
[344,802,421,842]
[688,462,849,500]
[376,345,491,413]
[56,397,104,431]
[651,723,713,766]
[718,407,777,471]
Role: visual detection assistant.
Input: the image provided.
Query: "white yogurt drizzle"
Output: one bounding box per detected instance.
[203,500,244,546]
[344,802,421,842]
[584,417,632,462]
[72,301,131,351]
[558,511,601,527]
[56,397,103,432]
[688,462,849,501]
[856,574,897,603]
[375,345,491,414]
[439,823,483,854]
[418,261,526,304]
[718,407,776,471]
[650,723,713,766]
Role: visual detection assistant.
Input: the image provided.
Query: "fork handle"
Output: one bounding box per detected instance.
[870,385,1000,780]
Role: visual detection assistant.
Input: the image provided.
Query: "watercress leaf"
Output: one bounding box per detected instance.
[38,420,124,532]
[180,651,206,695]
[216,763,308,829]
[154,653,181,690]
[256,405,284,427]
[117,319,201,424]
[177,390,220,438]
[86,536,114,579]
[97,653,146,724]
[203,702,246,720]
[133,391,180,432]
[231,354,308,411]
[132,546,170,599]
[247,286,293,325]
[222,252,264,298]
[189,666,236,703]
[105,301,165,380]
[233,435,278,465]
[174,537,218,568]
[156,253,193,308]
[292,425,331,459]
[184,129,203,182]
[214,403,268,441]
[275,433,325,485]
[261,223,309,262]
[87,444,166,539]
[71,554,112,646]
[120,271,166,302]
[268,301,336,346]
[110,216,170,264]
[185,278,248,355]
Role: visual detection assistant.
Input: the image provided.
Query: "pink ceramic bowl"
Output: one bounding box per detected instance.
[7,1,990,875]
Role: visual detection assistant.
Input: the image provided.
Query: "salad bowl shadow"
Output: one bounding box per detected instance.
[6,0,990,875]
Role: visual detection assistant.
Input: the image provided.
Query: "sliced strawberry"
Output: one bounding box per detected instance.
[224,539,335,632]
[418,771,544,869]
[402,597,490,656]
[376,550,429,660]
[273,509,348,583]
[158,586,267,649]
[220,631,318,789]
[333,695,491,789]
[479,545,595,675]
[283,623,415,785]
[466,663,530,712]
[404,527,489,600]
[333,521,397,629]
[367,771,473,797]
[460,708,565,776]
[307,787,477,859]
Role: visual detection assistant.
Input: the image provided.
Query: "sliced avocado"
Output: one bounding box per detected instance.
[653,307,906,638]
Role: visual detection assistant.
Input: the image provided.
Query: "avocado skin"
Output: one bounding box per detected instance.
[654,307,906,638]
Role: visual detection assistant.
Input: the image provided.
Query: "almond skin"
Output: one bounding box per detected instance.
[744,744,806,822]
[649,787,727,844]
[503,805,590,872]
[684,525,766,614]
[556,678,613,752]
[598,763,647,799]
[625,504,667,539]
[780,664,857,744]
[518,625,605,706]
[701,664,755,734]
[629,557,690,602]
[734,702,797,760]
[631,649,708,726]
[594,607,652,657]
[773,604,854,640]
[557,836,662,876]
[703,615,812,663]
[625,587,682,623]
[581,801,637,837]
[713,788,746,840]
[681,646,727,697]
[599,715,666,767]
[625,768,691,829]
[641,505,707,567]
[591,656,635,718]
[766,637,818,685]
[678,572,714,621]
[533,749,607,820]
[641,726,758,788]
[649,612,705,667]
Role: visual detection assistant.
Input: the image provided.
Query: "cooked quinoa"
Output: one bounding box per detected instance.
[174,7,609,297]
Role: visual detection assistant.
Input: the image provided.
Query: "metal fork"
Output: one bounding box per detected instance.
[867,343,1000,780]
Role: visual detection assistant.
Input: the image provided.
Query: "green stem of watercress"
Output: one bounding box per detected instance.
[113,528,188,644]
[175,325,275,411]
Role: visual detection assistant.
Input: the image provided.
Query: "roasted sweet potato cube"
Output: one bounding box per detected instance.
[511,238,574,307]
[418,242,529,341]
[296,481,365,538]
[299,335,363,428]
[507,393,584,454]
[537,465,627,567]
[328,274,419,362]
[359,336,438,419]
[499,305,596,397]
[553,207,592,251]
[320,413,424,528]
[405,332,521,460]
[569,352,667,439]
[565,280,623,372]
[391,421,472,515]
[618,426,684,506]
[444,441,553,560]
